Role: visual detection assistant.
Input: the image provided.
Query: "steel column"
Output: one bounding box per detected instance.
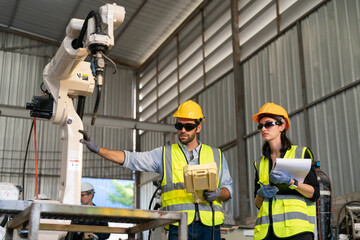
[230,0,249,224]
[297,21,312,148]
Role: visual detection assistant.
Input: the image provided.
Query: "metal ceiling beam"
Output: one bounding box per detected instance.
[59,0,84,40]
[0,26,61,47]
[137,0,213,74]
[0,104,176,133]
[109,56,139,69]
[109,0,148,70]
[0,44,55,58]
[7,0,20,27]
[0,43,49,51]
[113,0,149,43]
[0,27,137,69]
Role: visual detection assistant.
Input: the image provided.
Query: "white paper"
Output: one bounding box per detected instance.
[274,158,312,183]
[243,229,255,236]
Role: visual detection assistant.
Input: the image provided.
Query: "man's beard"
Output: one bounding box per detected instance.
[178,131,196,145]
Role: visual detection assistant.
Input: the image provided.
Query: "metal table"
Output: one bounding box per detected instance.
[0,200,187,240]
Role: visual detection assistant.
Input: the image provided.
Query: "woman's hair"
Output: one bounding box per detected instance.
[259,114,292,156]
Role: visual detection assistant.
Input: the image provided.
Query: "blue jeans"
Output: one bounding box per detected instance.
[168,221,220,240]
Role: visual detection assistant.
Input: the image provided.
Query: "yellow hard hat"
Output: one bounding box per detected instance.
[252,102,290,131]
[173,100,205,122]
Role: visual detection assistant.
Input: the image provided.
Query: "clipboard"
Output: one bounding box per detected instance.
[273,158,312,183]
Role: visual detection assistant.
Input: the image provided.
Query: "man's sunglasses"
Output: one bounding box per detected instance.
[175,122,199,131]
[257,121,282,131]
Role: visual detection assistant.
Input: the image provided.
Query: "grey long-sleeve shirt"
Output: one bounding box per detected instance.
[123,142,233,199]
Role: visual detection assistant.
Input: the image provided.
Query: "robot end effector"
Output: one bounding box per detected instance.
[27,3,126,125]
[71,3,126,83]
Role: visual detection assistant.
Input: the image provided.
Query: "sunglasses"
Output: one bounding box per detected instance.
[175,122,199,131]
[257,121,282,131]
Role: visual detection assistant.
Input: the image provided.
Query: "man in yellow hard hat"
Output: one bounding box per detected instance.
[80,100,233,240]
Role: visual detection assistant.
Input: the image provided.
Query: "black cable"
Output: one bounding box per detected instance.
[71,9,103,125]
[22,120,34,200]
[210,202,215,240]
[148,185,162,240]
[73,10,101,49]
[91,86,102,125]
[40,82,50,95]
[0,216,8,227]
[335,200,360,240]
[148,185,161,211]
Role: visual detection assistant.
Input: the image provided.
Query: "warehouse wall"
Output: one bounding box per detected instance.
[0,31,136,201]
[245,0,360,212]
[1,0,359,227]
[244,26,307,216]
[137,0,233,122]
[302,0,360,196]
[138,130,164,210]
[138,0,360,223]
[137,131,165,239]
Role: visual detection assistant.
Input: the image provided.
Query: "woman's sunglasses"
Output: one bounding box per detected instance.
[257,121,282,131]
[175,122,199,131]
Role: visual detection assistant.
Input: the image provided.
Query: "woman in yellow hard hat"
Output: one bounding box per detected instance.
[252,103,319,240]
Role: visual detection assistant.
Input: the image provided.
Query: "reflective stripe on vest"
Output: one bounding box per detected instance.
[161,144,224,226]
[254,145,316,239]
[163,202,223,212]
[255,195,316,225]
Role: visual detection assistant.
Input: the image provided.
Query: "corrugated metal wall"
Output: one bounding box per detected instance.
[0,31,136,200]
[137,131,165,239]
[198,74,236,147]
[244,0,360,216]
[138,130,164,211]
[243,27,309,216]
[138,0,360,222]
[301,0,360,196]
[222,146,238,221]
[138,0,233,122]
[1,0,359,225]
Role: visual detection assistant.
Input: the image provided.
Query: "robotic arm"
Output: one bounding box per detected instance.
[43,3,125,125]
[26,3,125,204]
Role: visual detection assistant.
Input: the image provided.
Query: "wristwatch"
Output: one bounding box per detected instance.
[288,179,298,190]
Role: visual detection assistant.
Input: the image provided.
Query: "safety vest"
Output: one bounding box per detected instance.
[254,145,316,239]
[161,143,224,226]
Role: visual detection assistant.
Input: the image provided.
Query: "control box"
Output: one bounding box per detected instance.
[183,161,218,203]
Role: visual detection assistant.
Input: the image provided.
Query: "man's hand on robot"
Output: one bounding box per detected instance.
[79,130,100,153]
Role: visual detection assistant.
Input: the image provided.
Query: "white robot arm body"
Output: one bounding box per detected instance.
[26,3,125,205]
